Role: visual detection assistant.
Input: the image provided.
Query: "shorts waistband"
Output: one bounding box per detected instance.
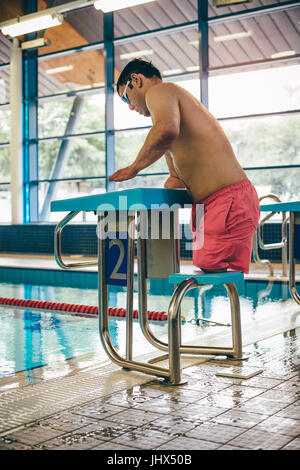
[199,178,252,205]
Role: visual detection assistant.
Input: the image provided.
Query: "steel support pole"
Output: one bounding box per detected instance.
[198,0,209,108]
[104,12,115,193]
[23,0,39,223]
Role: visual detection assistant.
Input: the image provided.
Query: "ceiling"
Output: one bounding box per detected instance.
[0,0,299,102]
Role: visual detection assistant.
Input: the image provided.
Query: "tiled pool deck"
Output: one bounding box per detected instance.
[0,328,299,451]
[0,257,299,451]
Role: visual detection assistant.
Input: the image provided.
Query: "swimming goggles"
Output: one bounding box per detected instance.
[120,79,132,104]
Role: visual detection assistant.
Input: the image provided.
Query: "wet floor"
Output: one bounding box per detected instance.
[0,327,299,451]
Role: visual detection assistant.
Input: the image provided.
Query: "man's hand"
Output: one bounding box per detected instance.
[164,175,186,189]
[108,165,138,182]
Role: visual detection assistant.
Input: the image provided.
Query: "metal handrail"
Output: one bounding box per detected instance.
[253,194,289,278]
[54,210,98,269]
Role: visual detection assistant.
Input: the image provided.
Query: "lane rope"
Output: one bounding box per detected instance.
[0,296,168,321]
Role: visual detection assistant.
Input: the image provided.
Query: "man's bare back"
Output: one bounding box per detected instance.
[160,83,247,202]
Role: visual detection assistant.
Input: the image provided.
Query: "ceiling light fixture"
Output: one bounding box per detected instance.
[46,65,74,75]
[162,69,182,76]
[120,49,153,60]
[213,0,252,6]
[0,1,93,38]
[214,31,252,42]
[0,12,63,37]
[94,0,155,13]
[271,50,296,59]
[186,65,200,72]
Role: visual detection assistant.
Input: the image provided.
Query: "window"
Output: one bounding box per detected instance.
[220,112,300,168]
[38,93,105,138]
[38,47,105,97]
[209,64,300,117]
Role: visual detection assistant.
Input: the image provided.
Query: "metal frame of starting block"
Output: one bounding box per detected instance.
[260,201,300,305]
[168,272,244,360]
[52,188,194,385]
[51,188,244,385]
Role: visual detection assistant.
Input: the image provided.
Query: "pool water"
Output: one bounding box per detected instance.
[0,278,297,377]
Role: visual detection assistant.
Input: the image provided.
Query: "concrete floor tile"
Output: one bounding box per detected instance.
[275,402,300,419]
[109,427,174,450]
[213,408,269,428]
[106,408,163,426]
[68,419,136,441]
[185,422,246,444]
[255,415,300,437]
[144,415,197,435]
[0,438,36,450]
[73,401,125,420]
[155,436,220,450]
[235,396,288,415]
[281,437,300,450]
[5,424,65,446]
[258,388,299,404]
[39,433,103,450]
[90,441,137,450]
[174,403,228,421]
[228,428,294,450]
[38,411,98,432]
[134,397,189,414]
[217,444,249,450]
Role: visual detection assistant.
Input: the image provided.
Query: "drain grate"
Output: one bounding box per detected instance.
[0,366,152,434]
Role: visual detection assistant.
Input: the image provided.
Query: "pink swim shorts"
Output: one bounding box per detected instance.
[191,178,260,274]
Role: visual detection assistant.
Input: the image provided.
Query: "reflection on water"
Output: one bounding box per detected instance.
[0,278,298,377]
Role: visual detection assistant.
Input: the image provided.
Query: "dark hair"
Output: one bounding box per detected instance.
[116,59,162,94]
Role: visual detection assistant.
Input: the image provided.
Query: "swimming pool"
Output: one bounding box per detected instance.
[0,278,298,378]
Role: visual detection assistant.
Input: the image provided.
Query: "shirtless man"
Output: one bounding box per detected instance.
[109,59,260,274]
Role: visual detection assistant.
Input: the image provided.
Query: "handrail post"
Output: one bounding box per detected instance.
[54,211,98,269]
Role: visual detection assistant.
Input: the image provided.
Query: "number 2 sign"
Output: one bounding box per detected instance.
[105,235,128,286]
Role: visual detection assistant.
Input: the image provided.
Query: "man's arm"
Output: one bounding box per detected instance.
[164,151,186,188]
[109,84,180,182]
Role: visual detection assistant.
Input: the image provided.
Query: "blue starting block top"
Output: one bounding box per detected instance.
[51,188,194,212]
[169,271,244,285]
[260,201,300,212]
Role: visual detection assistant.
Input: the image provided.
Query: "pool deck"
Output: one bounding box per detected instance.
[0,253,299,281]
[0,255,299,451]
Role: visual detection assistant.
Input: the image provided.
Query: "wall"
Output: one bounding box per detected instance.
[0,222,297,262]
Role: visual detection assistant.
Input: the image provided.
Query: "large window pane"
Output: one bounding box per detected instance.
[246,168,300,201]
[0,66,9,104]
[39,179,105,223]
[114,0,197,37]
[38,5,104,56]
[115,128,168,175]
[38,47,106,97]
[209,64,300,117]
[0,107,10,143]
[38,93,105,138]
[39,135,105,180]
[0,183,11,222]
[0,146,10,182]
[220,112,300,167]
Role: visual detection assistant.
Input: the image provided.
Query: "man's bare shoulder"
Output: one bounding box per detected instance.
[146,82,181,100]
